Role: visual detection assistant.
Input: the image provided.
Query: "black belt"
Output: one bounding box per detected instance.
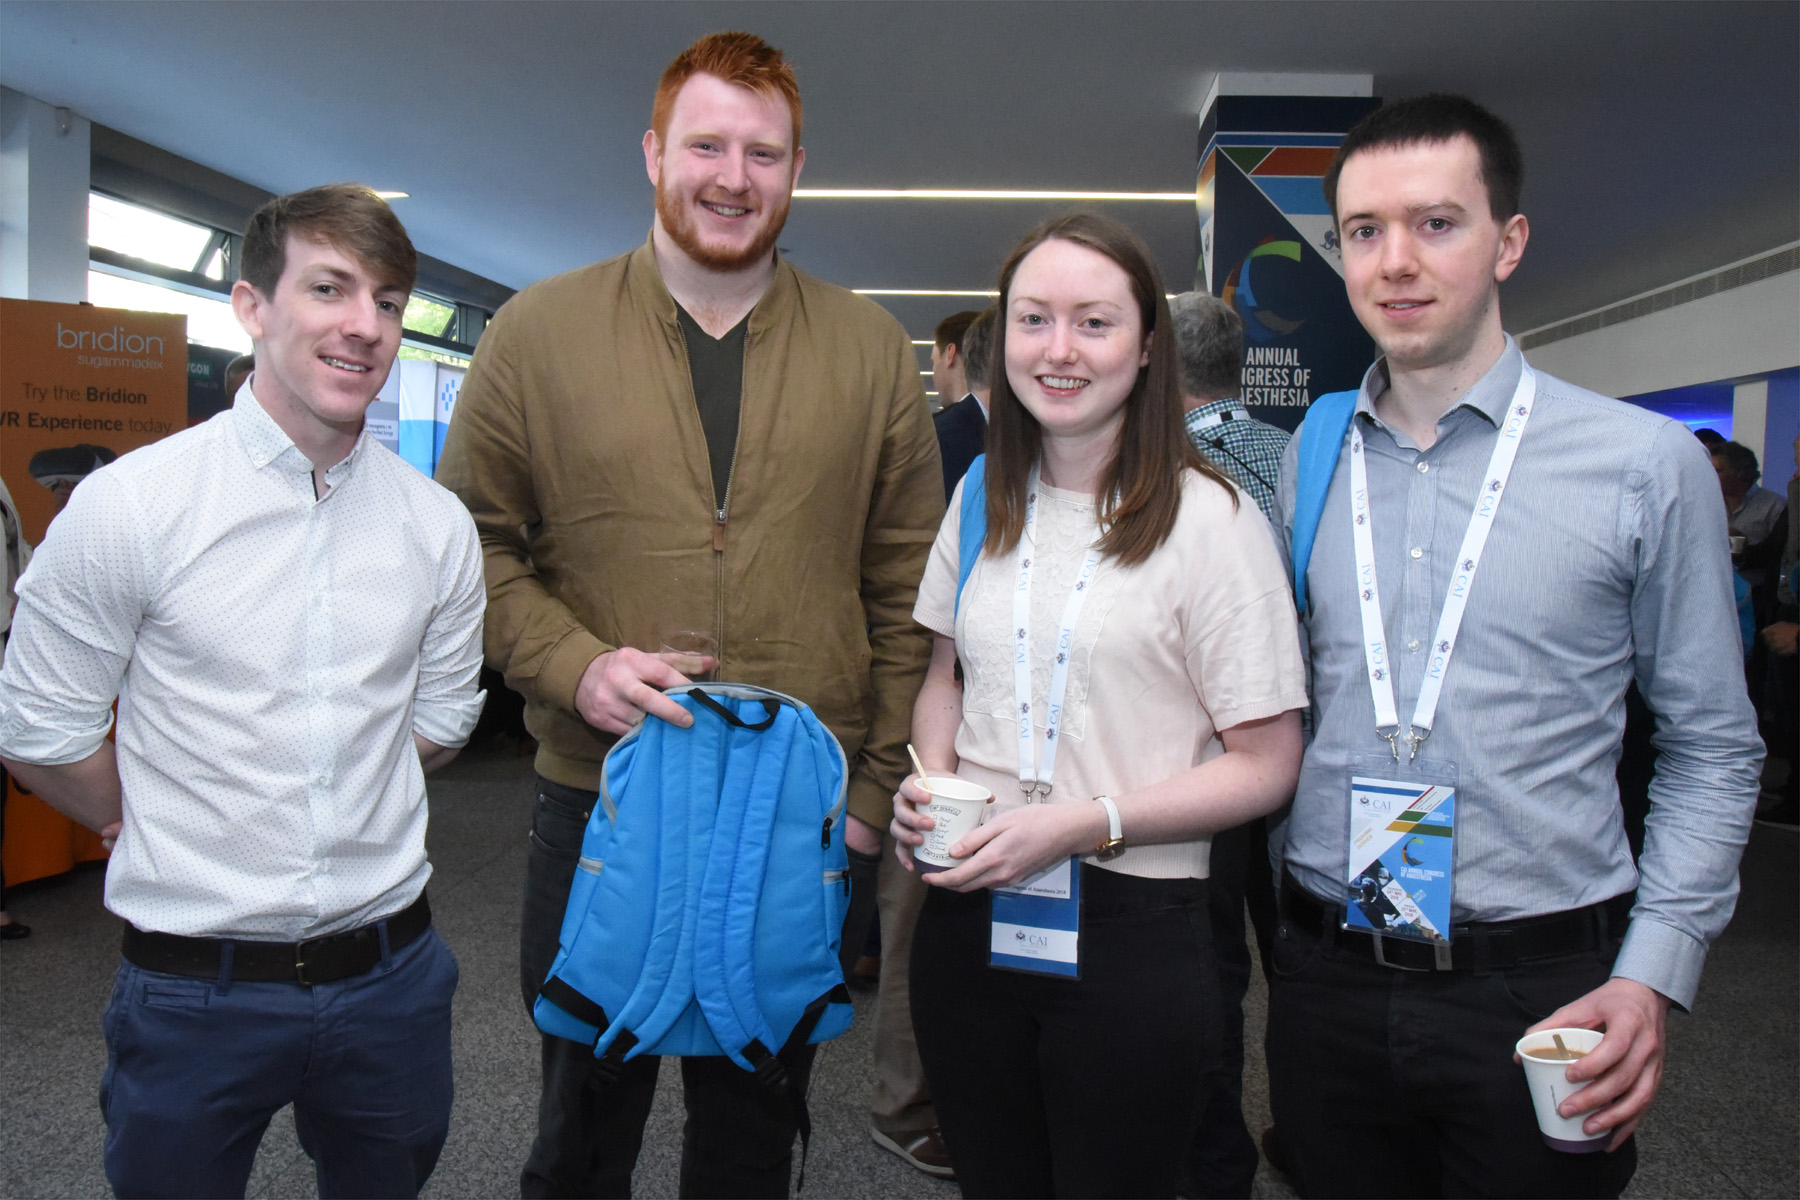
[1281,878,1628,973]
[122,891,432,986]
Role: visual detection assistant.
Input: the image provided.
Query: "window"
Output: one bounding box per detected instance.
[89,192,220,276]
[404,294,457,339]
[86,270,250,354]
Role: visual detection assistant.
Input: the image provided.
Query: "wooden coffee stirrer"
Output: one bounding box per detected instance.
[907,744,934,794]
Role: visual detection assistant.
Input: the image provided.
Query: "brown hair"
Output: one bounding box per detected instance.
[652,31,802,144]
[983,213,1235,568]
[240,183,417,297]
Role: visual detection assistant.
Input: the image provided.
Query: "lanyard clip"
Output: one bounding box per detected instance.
[1376,727,1402,761]
[1403,726,1430,762]
[1021,783,1052,805]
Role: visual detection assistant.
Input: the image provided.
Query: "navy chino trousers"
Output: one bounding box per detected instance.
[100,923,458,1199]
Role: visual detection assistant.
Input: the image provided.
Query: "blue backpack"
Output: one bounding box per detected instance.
[1287,390,1359,616]
[533,684,853,1157]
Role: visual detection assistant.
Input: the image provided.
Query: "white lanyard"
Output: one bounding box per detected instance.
[1190,407,1251,431]
[1013,468,1103,801]
[1349,366,1537,760]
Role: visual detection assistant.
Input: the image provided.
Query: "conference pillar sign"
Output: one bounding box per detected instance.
[1,297,187,886]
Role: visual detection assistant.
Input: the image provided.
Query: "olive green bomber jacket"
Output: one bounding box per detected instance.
[435,241,944,827]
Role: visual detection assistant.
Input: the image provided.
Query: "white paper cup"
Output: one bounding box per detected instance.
[912,777,993,872]
[1516,1028,1608,1153]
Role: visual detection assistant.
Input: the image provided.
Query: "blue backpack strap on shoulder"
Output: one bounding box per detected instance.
[955,453,987,618]
[1289,391,1360,617]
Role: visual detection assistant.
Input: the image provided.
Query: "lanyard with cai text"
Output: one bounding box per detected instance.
[1349,366,1537,761]
[1340,366,1535,950]
[990,467,1100,979]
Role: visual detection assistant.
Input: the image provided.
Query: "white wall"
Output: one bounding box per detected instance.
[0,86,91,303]
[1522,269,1800,399]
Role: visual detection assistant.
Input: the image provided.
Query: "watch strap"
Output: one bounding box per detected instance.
[1095,794,1123,841]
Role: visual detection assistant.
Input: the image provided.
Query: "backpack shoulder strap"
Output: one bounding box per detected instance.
[954,454,987,618]
[592,698,716,1068]
[693,697,798,1071]
[1290,391,1359,617]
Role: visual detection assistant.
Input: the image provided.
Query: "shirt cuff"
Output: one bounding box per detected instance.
[1612,916,1708,1012]
[0,704,115,767]
[413,688,488,751]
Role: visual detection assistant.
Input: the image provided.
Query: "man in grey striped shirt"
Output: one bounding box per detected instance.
[1268,95,1761,1199]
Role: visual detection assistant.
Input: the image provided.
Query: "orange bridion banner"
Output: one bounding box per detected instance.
[2,298,188,887]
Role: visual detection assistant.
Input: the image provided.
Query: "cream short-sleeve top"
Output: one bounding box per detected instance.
[913,469,1308,879]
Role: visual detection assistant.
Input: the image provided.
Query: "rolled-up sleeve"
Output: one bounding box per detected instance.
[411,511,488,750]
[1614,422,1765,1009]
[0,472,145,765]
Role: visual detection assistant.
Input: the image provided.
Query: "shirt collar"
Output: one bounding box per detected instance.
[1185,397,1247,425]
[233,380,370,479]
[1356,334,1526,431]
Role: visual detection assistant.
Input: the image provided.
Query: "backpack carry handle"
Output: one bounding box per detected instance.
[684,689,781,731]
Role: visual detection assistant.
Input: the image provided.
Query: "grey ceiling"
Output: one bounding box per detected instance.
[3,0,1796,340]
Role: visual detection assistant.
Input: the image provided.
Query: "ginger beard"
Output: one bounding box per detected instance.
[655,170,793,273]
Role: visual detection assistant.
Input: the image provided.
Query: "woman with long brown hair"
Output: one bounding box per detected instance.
[892,212,1307,1197]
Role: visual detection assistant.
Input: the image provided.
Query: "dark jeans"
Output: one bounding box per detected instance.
[519,777,816,1199]
[101,926,457,1199]
[1181,818,1278,1199]
[910,865,1219,1198]
[1265,895,1637,1199]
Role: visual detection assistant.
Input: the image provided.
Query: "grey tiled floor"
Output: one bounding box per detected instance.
[2,747,1793,1198]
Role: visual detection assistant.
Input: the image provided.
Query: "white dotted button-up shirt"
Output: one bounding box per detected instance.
[0,388,486,940]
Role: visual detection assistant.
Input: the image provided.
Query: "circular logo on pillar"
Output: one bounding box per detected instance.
[1221,238,1306,342]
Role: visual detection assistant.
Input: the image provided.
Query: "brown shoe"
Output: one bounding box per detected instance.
[870,1126,955,1179]
[849,952,881,990]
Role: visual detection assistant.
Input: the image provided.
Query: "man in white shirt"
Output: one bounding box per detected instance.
[0,183,486,1199]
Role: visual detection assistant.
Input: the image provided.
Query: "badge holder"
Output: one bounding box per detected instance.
[1344,754,1457,958]
[990,857,1081,978]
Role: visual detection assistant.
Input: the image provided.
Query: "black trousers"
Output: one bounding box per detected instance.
[910,865,1220,1198]
[518,778,816,1199]
[1265,893,1638,1199]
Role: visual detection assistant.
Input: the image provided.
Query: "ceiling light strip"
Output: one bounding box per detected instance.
[855,288,1000,297]
[797,189,1192,202]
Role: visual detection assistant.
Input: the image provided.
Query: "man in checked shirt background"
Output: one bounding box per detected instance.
[1169,287,1293,1200]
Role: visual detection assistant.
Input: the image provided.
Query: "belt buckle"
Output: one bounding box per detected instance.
[1371,934,1453,972]
[294,936,322,987]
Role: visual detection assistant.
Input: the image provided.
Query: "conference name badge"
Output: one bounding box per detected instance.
[990,856,1080,978]
[1343,757,1457,946]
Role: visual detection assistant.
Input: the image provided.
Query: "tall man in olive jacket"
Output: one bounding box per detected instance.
[435,32,942,1200]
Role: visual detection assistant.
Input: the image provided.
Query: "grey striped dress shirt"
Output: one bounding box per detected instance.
[1274,338,1763,1009]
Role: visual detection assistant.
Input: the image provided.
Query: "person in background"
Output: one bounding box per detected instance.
[1692,426,1727,450]
[1268,94,1762,1198]
[1755,430,1799,828]
[1166,288,1292,1199]
[1713,440,1788,596]
[0,183,486,1198]
[894,212,1306,1196]
[435,31,942,1198]
[1172,291,1290,519]
[930,309,980,413]
[223,352,255,404]
[934,307,995,503]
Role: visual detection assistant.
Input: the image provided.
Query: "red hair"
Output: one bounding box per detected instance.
[651,31,802,144]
